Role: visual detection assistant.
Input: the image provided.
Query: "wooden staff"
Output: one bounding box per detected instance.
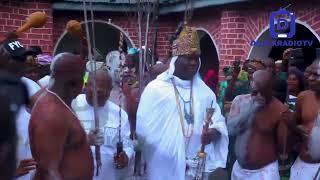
[195,101,215,180]
[81,0,101,176]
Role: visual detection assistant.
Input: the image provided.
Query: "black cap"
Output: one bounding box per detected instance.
[3,39,36,62]
[27,46,42,56]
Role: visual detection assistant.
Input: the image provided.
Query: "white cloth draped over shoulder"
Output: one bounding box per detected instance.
[72,94,134,180]
[37,75,51,88]
[20,77,41,98]
[136,56,229,180]
[16,77,40,180]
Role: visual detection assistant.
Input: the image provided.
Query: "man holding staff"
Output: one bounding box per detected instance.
[136,26,228,180]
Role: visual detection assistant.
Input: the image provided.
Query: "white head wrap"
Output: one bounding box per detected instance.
[157,56,201,81]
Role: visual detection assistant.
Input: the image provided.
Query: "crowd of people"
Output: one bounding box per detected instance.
[0,22,320,180]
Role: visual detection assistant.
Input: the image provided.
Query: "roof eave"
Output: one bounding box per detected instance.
[53,2,137,12]
[53,0,249,14]
[160,0,248,14]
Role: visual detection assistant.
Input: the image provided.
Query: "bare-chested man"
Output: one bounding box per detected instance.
[227,70,288,180]
[287,59,320,180]
[29,53,101,180]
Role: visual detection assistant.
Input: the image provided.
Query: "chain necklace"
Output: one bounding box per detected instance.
[46,89,78,118]
[172,78,194,125]
[171,78,194,140]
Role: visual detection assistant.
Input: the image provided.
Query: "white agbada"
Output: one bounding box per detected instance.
[72,94,134,180]
[17,77,40,180]
[136,57,229,180]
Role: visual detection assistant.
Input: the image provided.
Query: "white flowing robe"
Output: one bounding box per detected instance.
[136,57,229,180]
[72,94,135,180]
[17,77,40,180]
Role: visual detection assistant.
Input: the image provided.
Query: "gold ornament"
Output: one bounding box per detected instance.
[172,26,201,57]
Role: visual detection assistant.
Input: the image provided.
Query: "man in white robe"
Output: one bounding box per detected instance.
[136,26,228,180]
[72,69,134,180]
[0,39,40,179]
[17,75,40,180]
[18,54,41,180]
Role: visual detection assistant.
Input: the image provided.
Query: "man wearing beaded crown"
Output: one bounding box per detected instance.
[136,25,229,180]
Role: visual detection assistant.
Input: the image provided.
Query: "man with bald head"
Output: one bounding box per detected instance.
[227,70,289,180]
[29,53,101,180]
[72,69,134,180]
[286,59,320,180]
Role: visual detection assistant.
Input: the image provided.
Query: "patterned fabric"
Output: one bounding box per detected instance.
[172,26,200,56]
